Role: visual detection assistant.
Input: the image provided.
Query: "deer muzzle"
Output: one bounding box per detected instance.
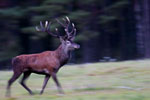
[74,44,80,49]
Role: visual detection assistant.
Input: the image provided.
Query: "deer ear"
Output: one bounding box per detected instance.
[69,36,75,41]
[59,37,65,43]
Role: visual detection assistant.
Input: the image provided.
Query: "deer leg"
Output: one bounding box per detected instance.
[40,75,50,94]
[20,71,33,95]
[6,72,22,97]
[51,72,64,94]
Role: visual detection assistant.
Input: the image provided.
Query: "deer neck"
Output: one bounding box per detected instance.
[56,44,71,66]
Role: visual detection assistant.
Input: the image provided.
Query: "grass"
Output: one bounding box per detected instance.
[0,60,150,100]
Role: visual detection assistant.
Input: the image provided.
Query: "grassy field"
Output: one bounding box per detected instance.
[0,60,150,100]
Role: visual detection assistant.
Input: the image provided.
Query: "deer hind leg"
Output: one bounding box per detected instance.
[6,72,22,97]
[51,72,64,94]
[19,71,33,95]
[40,75,50,94]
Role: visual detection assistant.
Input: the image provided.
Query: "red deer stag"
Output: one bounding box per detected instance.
[6,17,80,97]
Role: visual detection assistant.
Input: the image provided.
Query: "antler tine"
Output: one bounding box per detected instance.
[56,18,65,27]
[35,21,60,38]
[36,17,77,40]
[45,22,60,38]
[70,23,75,34]
[68,22,76,40]
[63,16,70,28]
[72,23,76,36]
[73,28,76,36]
[56,16,70,27]
[45,21,48,28]
[35,21,44,31]
[56,16,77,39]
[64,16,71,36]
[46,21,51,31]
[55,28,59,35]
[65,16,70,23]
[40,21,45,31]
[35,26,40,31]
[68,23,76,37]
[55,17,69,37]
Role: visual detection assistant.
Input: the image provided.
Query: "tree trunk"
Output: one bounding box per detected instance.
[134,0,144,57]
[143,0,150,58]
[135,0,150,58]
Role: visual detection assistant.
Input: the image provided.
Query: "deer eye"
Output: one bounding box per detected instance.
[66,41,70,44]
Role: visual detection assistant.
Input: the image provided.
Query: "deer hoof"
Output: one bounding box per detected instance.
[29,92,34,95]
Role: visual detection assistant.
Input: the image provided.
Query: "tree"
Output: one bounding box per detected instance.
[0,0,143,69]
[134,0,150,58]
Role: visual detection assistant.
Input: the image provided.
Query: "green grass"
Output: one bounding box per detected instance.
[0,60,150,100]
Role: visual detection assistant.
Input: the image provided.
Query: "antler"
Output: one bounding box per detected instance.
[35,17,76,40]
[56,16,76,39]
[35,21,60,38]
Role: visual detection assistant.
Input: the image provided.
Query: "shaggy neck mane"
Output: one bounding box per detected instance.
[56,44,71,66]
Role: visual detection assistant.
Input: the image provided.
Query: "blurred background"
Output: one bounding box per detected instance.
[0,0,149,69]
[1,1,150,99]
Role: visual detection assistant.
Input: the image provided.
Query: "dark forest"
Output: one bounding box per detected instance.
[0,0,149,69]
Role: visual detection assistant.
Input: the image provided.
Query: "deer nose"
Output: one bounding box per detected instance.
[75,44,80,49]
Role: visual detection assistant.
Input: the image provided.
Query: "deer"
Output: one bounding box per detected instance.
[6,17,80,97]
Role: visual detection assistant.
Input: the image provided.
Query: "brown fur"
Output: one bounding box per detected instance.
[13,51,58,74]
[6,44,71,97]
[6,17,80,97]
[12,44,70,74]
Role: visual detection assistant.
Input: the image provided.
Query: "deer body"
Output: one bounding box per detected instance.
[6,17,79,97]
[13,45,70,75]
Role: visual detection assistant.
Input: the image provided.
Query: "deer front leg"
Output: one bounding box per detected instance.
[20,71,33,95]
[51,72,64,94]
[40,75,50,94]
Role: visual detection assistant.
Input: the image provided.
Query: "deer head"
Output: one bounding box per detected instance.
[36,16,80,51]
